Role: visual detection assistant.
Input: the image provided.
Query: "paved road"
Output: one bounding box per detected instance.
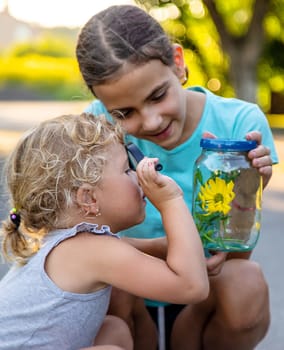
[0,101,283,349]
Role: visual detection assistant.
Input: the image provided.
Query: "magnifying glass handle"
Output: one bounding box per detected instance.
[126,142,163,171]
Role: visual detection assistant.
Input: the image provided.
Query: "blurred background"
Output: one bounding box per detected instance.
[0,0,133,101]
[0,0,284,112]
[0,0,283,349]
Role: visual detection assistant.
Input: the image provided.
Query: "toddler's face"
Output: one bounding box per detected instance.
[95,143,146,232]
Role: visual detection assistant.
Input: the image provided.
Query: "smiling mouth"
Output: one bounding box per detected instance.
[151,122,172,138]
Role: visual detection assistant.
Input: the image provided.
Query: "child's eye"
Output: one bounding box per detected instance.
[111,109,132,120]
[125,168,133,175]
[152,89,167,102]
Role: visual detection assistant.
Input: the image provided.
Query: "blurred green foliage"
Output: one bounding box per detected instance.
[136,0,284,111]
[0,34,92,101]
[9,35,75,58]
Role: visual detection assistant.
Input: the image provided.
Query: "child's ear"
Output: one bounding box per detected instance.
[173,43,188,85]
[76,184,98,215]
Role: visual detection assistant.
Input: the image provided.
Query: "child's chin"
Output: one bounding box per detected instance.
[134,214,146,226]
[139,213,146,223]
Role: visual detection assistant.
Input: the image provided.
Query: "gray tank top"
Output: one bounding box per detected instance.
[0,222,117,349]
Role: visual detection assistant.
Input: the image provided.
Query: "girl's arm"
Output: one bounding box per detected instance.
[121,236,167,260]
[88,158,208,304]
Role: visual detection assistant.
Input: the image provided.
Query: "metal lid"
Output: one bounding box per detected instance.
[200,138,257,151]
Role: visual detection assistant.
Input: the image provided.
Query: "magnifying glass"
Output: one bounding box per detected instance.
[125,142,163,171]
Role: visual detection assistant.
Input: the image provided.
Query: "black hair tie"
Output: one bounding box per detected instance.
[10,208,21,229]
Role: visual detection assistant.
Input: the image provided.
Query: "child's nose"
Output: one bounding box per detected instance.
[140,108,162,131]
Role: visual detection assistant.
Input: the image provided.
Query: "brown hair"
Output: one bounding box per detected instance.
[76,5,174,92]
[1,113,123,264]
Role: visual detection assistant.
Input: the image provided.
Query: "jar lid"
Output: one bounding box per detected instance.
[200,138,257,151]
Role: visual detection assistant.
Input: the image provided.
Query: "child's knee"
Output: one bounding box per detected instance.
[104,315,132,338]
[94,315,133,350]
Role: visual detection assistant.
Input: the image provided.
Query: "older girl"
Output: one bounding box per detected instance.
[76,5,278,350]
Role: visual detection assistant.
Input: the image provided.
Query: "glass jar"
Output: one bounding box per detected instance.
[192,138,262,252]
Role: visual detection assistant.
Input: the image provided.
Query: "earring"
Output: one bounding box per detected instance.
[95,208,101,217]
[180,67,189,86]
[180,75,188,85]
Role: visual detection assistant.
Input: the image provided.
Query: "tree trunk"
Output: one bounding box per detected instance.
[203,0,269,103]
[228,39,259,102]
[230,60,257,102]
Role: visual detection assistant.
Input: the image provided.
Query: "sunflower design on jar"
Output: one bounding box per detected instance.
[198,177,235,216]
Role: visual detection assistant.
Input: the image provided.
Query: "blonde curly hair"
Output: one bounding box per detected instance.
[1,113,124,264]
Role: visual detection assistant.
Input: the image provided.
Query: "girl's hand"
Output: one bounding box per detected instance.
[206,251,227,276]
[246,131,272,188]
[136,157,183,211]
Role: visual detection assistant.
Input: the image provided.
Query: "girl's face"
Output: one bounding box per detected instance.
[93,60,191,150]
[94,143,146,232]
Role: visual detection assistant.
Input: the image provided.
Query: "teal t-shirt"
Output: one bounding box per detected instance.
[86,86,278,239]
[86,86,278,306]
